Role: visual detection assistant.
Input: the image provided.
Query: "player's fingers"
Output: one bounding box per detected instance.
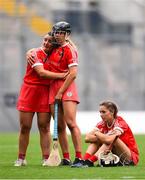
[55,98,62,104]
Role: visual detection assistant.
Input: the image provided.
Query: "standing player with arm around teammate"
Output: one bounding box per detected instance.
[78,100,139,167]
[14,32,67,166]
[48,21,83,166]
[26,36,77,166]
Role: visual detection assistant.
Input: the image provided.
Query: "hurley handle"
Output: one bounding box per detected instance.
[53,101,59,140]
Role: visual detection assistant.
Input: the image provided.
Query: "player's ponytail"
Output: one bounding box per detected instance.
[67,38,77,49]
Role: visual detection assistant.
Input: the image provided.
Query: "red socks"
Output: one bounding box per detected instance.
[83,153,92,160]
[84,153,98,162]
[63,152,70,160]
[63,152,82,160]
[89,155,98,162]
[43,154,49,160]
[75,151,82,159]
[18,153,25,160]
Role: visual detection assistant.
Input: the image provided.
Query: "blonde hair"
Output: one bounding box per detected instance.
[66,38,77,49]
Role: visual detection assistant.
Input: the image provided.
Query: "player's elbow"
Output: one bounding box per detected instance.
[69,72,76,80]
[72,72,77,79]
[69,69,77,79]
[85,137,90,143]
[85,134,92,143]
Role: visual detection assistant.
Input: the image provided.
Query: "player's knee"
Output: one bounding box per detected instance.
[67,122,77,131]
[85,136,91,143]
[46,126,50,133]
[40,127,48,134]
[58,124,66,134]
[38,124,48,133]
[20,124,31,134]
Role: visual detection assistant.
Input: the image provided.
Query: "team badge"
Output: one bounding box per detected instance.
[67,92,73,97]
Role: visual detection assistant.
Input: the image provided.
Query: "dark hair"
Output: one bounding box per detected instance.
[99,101,118,118]
[48,31,53,36]
[43,32,54,62]
[52,21,71,34]
[47,32,60,48]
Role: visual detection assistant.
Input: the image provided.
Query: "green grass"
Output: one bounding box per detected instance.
[0,133,144,179]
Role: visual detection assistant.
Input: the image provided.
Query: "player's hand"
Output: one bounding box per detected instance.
[26,49,35,66]
[55,98,62,104]
[57,71,69,79]
[55,92,63,101]
[63,71,69,79]
[26,53,35,66]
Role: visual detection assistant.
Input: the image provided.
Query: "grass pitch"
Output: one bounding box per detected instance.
[0,133,144,179]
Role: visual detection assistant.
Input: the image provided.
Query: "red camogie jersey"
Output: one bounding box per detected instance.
[23,47,52,86]
[48,42,79,104]
[96,116,139,156]
[48,42,78,72]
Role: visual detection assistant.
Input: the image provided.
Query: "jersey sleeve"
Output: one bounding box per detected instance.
[113,117,128,135]
[67,45,78,67]
[31,50,43,68]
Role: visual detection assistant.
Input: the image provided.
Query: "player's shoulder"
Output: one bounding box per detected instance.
[97,120,105,127]
[115,116,128,127]
[35,47,46,57]
[116,116,126,122]
[34,47,43,53]
[31,47,40,55]
[64,42,78,52]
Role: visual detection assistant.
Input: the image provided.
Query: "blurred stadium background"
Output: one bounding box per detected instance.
[0,0,145,132]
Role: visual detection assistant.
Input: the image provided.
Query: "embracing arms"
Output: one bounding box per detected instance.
[85,128,122,145]
[55,66,77,100]
[26,48,68,79]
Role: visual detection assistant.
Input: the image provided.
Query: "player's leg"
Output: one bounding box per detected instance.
[15,111,34,166]
[112,138,134,165]
[84,143,101,160]
[62,101,82,164]
[79,143,112,167]
[18,111,34,156]
[37,112,51,162]
[90,139,137,166]
[83,138,133,167]
[46,117,52,156]
[58,105,71,164]
[50,104,71,165]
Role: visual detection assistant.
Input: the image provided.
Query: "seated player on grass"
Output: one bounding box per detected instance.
[72,100,139,167]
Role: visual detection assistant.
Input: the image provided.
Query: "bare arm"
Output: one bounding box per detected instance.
[85,128,99,143]
[34,65,68,79]
[94,130,121,145]
[55,66,77,100]
[26,48,68,79]
[85,128,121,144]
[26,48,36,66]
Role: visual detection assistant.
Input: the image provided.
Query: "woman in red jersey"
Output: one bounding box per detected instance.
[77,101,139,167]
[27,22,83,166]
[14,33,68,167]
[49,21,83,166]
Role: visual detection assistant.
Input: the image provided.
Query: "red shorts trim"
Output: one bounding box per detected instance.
[49,80,80,104]
[17,82,50,112]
